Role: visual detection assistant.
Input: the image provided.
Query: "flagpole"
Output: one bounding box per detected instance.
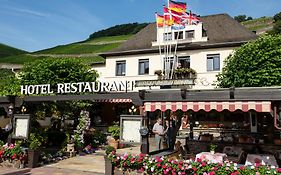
[155,13,163,77]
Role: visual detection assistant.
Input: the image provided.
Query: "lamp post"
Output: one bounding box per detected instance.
[7,104,14,144]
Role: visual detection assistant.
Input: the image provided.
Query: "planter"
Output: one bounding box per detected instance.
[210,151,215,154]
[104,156,114,175]
[28,149,40,168]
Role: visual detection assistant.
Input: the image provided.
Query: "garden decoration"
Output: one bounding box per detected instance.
[108,122,120,149]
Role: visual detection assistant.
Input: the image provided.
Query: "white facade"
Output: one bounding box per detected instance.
[93,21,242,91]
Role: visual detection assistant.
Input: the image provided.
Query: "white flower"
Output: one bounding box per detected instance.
[145,166,148,169]
[271,165,276,169]
[151,167,154,172]
[251,165,255,169]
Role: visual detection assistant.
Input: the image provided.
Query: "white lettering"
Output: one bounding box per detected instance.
[70,83,77,93]
[64,83,71,93]
[57,83,64,93]
[83,82,92,92]
[91,82,100,92]
[21,85,28,95]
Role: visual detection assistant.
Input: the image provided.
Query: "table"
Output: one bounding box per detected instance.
[245,154,278,167]
[196,152,227,163]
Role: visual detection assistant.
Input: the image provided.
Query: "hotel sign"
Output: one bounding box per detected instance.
[21,81,135,95]
[135,79,195,87]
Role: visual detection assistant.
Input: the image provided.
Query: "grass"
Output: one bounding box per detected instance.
[34,43,120,54]
[0,43,27,58]
[85,35,132,43]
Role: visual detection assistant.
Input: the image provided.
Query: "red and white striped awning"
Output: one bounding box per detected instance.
[144,101,271,112]
[95,99,132,103]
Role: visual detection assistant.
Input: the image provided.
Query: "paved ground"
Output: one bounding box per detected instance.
[0,146,141,175]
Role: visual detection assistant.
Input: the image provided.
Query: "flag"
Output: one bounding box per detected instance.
[164,6,183,25]
[163,7,174,26]
[156,14,164,27]
[169,0,186,13]
[184,11,200,25]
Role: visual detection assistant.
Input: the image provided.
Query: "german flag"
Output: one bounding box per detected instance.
[169,0,186,13]
[156,14,164,27]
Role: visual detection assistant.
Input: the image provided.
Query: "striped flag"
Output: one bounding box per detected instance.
[156,14,164,27]
[168,0,187,13]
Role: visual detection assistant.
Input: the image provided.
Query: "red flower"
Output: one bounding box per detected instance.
[139,167,144,172]
[12,153,17,159]
[240,166,245,170]
[196,158,202,162]
[277,168,281,173]
[157,163,161,167]
[201,162,206,167]
[162,165,167,169]
[209,172,215,175]
[193,167,197,171]
[178,164,182,169]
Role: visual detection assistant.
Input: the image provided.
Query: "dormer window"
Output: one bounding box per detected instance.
[163,32,172,41]
[185,30,194,39]
[174,31,184,40]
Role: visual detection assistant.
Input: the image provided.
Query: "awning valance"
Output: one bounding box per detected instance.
[95,99,132,103]
[144,101,271,112]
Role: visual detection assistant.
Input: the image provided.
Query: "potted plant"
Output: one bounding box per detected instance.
[108,122,120,149]
[209,143,217,154]
[104,146,116,175]
[27,133,43,168]
[154,70,163,80]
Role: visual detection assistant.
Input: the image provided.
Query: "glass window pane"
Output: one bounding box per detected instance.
[139,59,149,75]
[116,61,126,76]
[178,56,190,68]
[207,58,213,71]
[213,57,220,70]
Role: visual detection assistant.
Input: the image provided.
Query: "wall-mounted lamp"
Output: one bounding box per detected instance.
[8,104,14,116]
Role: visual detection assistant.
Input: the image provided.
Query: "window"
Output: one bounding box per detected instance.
[207,54,220,71]
[139,59,149,75]
[178,56,190,68]
[116,61,126,76]
[163,57,175,70]
[163,32,172,41]
[174,31,183,40]
[185,30,194,38]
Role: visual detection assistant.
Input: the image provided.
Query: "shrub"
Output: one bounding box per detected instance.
[105,146,116,155]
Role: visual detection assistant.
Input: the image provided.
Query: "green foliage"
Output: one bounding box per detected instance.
[270,20,281,35]
[273,12,281,22]
[209,144,217,152]
[108,122,120,139]
[88,23,149,40]
[105,145,116,155]
[0,43,27,58]
[234,15,253,22]
[0,140,4,146]
[0,68,21,96]
[20,58,98,93]
[217,34,281,88]
[29,133,44,150]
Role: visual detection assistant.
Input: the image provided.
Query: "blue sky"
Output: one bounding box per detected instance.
[0,0,280,52]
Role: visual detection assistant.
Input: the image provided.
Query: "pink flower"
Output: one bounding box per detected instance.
[277,168,281,173]
[201,162,206,167]
[240,166,245,170]
[193,167,197,171]
[209,172,215,175]
[157,163,161,167]
[196,158,202,162]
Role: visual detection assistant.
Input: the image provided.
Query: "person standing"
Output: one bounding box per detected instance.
[152,118,164,150]
[165,120,174,150]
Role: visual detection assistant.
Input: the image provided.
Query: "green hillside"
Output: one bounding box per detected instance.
[0,43,27,58]
[0,35,132,65]
[241,17,273,34]
[0,22,148,65]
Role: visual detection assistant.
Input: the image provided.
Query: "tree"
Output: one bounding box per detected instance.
[0,68,20,96]
[20,58,98,92]
[217,34,281,88]
[234,15,253,22]
[273,12,281,22]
